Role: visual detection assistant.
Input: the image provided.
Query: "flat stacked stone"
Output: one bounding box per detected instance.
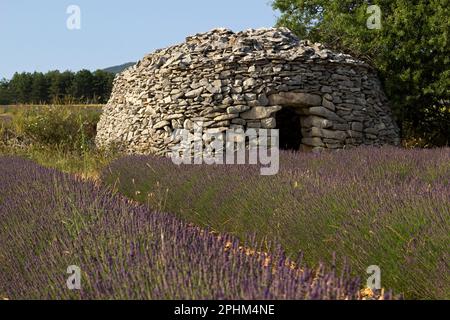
[96,27,400,154]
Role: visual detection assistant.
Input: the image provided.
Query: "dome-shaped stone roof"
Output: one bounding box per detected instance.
[96,28,400,154]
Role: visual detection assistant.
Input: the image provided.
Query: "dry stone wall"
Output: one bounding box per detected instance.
[96,28,400,154]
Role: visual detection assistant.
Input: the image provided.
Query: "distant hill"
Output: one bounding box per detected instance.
[103,62,135,74]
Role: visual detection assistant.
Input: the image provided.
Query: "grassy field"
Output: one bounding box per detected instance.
[0,104,103,113]
[0,104,111,177]
[0,105,448,299]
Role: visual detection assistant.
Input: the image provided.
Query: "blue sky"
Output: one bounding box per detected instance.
[0,0,279,79]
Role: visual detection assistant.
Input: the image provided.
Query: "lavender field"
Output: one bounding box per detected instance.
[0,156,390,300]
[103,147,450,299]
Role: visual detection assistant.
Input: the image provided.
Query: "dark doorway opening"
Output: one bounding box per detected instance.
[275,107,302,150]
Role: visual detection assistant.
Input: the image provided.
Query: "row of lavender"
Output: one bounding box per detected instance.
[0,156,387,299]
[102,147,450,299]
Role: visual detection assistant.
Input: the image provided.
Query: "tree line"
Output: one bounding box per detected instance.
[0,69,115,105]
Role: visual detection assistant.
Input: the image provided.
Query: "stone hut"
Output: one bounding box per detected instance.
[96,28,400,154]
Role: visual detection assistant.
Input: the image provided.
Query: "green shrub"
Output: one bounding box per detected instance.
[0,105,113,178]
[13,105,101,152]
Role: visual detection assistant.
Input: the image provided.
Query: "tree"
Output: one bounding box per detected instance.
[30,72,50,104]
[59,71,76,102]
[272,0,449,145]
[92,70,115,103]
[1,69,115,105]
[47,70,62,103]
[9,72,33,104]
[70,70,94,103]
[0,79,11,105]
